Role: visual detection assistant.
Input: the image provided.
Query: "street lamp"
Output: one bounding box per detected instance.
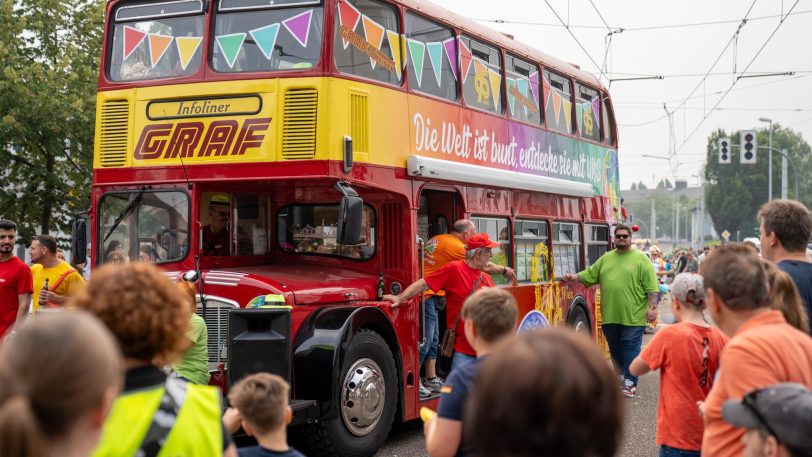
[759,117,773,200]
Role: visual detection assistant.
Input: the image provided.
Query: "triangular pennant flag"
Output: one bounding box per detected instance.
[488,68,501,110]
[175,36,202,71]
[216,33,246,69]
[575,103,584,134]
[517,78,529,99]
[592,96,601,123]
[459,38,472,84]
[552,91,562,125]
[282,9,313,47]
[407,38,426,87]
[529,71,540,105]
[361,15,385,69]
[337,0,361,49]
[123,26,147,60]
[442,37,457,81]
[506,77,517,115]
[148,34,174,67]
[249,23,280,60]
[473,60,486,77]
[426,42,444,86]
[386,30,402,79]
[562,99,572,129]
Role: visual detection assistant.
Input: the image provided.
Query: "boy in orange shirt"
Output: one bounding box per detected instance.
[631,273,728,457]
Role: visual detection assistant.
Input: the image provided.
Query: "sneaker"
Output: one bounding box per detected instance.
[419,383,431,399]
[621,384,637,398]
[423,376,444,393]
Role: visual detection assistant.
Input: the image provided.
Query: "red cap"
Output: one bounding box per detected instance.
[466,233,500,250]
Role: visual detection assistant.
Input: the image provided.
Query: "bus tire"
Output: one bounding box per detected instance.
[568,304,591,335]
[300,329,397,457]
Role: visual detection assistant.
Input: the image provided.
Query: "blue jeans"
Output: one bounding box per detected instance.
[451,352,476,371]
[602,324,645,385]
[419,296,440,365]
[659,445,700,457]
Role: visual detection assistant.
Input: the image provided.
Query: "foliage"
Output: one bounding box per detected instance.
[656,178,673,189]
[625,190,699,241]
[704,126,812,238]
[0,0,103,245]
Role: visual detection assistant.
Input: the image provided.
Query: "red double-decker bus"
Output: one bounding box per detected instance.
[80,0,622,455]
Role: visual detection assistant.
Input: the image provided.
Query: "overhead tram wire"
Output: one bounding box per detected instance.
[471,9,812,33]
[543,0,607,83]
[673,0,801,155]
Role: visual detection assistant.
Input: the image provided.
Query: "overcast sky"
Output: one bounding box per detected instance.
[441,0,812,190]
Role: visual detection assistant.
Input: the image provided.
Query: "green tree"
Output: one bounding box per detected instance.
[704,125,812,238]
[637,181,648,190]
[0,0,103,244]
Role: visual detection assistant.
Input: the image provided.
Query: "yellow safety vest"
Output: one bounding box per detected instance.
[92,381,223,457]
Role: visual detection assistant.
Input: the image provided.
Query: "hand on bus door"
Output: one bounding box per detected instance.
[382,294,403,308]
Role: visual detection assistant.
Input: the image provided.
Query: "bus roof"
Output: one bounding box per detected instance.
[395,0,606,93]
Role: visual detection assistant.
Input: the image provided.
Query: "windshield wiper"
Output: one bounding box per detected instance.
[103,186,148,243]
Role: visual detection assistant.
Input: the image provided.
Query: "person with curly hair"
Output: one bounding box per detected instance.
[0,311,122,457]
[70,262,236,457]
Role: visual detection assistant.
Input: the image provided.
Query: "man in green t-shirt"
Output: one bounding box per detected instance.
[563,224,659,398]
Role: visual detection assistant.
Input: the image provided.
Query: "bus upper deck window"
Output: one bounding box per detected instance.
[212,1,323,73]
[333,0,401,86]
[109,0,205,82]
[460,36,503,115]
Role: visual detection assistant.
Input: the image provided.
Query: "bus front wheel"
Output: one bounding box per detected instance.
[568,305,591,335]
[300,329,397,457]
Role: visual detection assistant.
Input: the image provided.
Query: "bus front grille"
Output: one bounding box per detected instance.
[99,100,129,167]
[197,303,232,367]
[281,88,317,159]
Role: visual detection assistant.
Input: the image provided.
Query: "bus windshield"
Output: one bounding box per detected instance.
[109,0,206,82]
[212,1,323,73]
[98,190,190,264]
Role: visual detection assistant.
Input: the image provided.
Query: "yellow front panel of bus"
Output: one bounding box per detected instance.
[93,77,409,170]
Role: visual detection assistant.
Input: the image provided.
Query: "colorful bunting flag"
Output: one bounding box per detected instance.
[517,78,529,99]
[407,38,426,87]
[592,96,601,123]
[552,91,561,125]
[575,103,583,134]
[148,34,173,68]
[442,37,457,81]
[426,42,444,86]
[175,36,202,71]
[249,23,280,60]
[386,30,403,79]
[123,26,147,60]
[282,9,313,47]
[562,99,572,129]
[362,15,385,69]
[401,33,408,69]
[337,1,361,49]
[459,38,472,84]
[473,60,486,77]
[506,77,517,115]
[529,71,540,105]
[487,68,501,110]
[216,33,246,69]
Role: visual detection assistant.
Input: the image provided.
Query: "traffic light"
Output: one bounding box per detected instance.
[740,130,757,164]
[718,138,731,164]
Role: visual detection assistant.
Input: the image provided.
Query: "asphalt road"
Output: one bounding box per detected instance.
[376,325,667,456]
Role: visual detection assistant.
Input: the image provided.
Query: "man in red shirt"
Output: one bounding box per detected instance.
[0,219,33,338]
[383,233,498,371]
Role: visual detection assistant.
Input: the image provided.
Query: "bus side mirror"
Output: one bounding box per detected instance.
[71,218,87,264]
[337,196,363,245]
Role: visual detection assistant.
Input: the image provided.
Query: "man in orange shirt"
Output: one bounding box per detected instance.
[418,221,514,398]
[699,245,812,457]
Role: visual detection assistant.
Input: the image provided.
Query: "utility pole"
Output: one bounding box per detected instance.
[675,202,680,244]
[782,148,788,199]
[651,199,656,241]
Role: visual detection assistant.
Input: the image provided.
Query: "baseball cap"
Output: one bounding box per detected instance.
[670,273,705,307]
[722,383,812,451]
[210,194,230,207]
[465,233,500,250]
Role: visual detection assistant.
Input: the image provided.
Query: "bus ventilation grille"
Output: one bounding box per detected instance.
[281,88,318,159]
[98,100,129,167]
[382,202,402,270]
[349,91,369,153]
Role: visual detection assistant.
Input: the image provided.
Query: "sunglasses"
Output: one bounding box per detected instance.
[615,234,630,239]
[742,389,780,441]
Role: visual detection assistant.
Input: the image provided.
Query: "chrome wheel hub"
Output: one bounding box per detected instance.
[340,358,385,436]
